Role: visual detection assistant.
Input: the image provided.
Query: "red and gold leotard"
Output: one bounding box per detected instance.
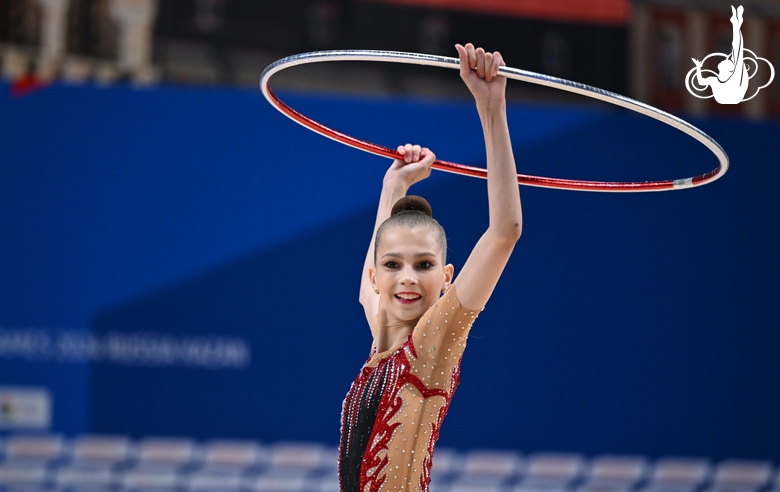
[338,285,481,492]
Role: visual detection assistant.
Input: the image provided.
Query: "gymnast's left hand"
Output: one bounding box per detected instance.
[455,43,507,110]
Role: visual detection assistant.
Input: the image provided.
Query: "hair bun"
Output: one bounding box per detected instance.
[391,196,433,217]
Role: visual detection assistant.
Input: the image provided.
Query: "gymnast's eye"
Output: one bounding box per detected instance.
[383,261,399,269]
[418,261,434,269]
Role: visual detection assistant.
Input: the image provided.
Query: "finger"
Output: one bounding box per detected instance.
[476,47,486,79]
[492,52,503,78]
[484,52,494,81]
[466,43,477,70]
[421,148,436,164]
[412,144,422,162]
[404,143,413,163]
[455,43,471,79]
[394,145,405,164]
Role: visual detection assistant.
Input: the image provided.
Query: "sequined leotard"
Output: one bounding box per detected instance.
[339,285,481,492]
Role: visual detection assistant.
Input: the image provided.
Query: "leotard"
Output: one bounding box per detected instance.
[338,285,481,492]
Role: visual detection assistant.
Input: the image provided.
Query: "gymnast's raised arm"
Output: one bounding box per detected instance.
[451,43,523,311]
[358,144,435,330]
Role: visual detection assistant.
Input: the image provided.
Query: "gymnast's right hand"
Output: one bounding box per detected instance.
[384,144,435,189]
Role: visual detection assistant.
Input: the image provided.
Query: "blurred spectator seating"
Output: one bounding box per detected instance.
[513,453,586,492]
[0,434,777,492]
[702,461,774,492]
[430,448,465,488]
[0,434,66,490]
[4,434,67,464]
[242,442,329,492]
[186,440,268,492]
[55,435,132,491]
[118,437,200,492]
[268,441,328,475]
[448,449,525,492]
[577,455,650,492]
[136,437,200,467]
[770,469,780,492]
[641,458,712,492]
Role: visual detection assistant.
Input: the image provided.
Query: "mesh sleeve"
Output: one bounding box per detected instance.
[411,284,481,368]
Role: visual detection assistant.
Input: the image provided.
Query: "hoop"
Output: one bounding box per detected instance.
[260,50,729,192]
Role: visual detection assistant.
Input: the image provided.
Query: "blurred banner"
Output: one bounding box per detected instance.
[360,0,631,25]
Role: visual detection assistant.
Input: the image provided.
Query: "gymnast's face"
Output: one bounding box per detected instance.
[371,225,453,323]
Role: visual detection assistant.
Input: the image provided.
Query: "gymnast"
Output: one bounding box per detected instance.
[338,43,523,492]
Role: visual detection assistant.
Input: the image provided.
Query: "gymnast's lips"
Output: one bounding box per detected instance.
[394,292,422,304]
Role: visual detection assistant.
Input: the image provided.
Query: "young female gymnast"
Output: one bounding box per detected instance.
[338,43,523,492]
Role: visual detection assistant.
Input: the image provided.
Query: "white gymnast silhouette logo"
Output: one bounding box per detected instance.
[685,5,774,104]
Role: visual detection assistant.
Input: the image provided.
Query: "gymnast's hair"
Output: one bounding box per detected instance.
[374,196,447,264]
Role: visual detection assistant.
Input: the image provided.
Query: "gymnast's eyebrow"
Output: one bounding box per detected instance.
[381,252,437,259]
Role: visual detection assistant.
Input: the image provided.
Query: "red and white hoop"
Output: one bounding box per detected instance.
[261,50,729,192]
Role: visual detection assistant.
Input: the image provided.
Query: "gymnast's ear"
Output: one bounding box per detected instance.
[442,264,454,292]
[368,267,378,293]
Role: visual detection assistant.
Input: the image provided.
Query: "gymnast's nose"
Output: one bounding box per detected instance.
[399,265,418,285]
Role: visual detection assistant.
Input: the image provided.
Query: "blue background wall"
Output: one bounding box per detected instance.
[1,80,779,460]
